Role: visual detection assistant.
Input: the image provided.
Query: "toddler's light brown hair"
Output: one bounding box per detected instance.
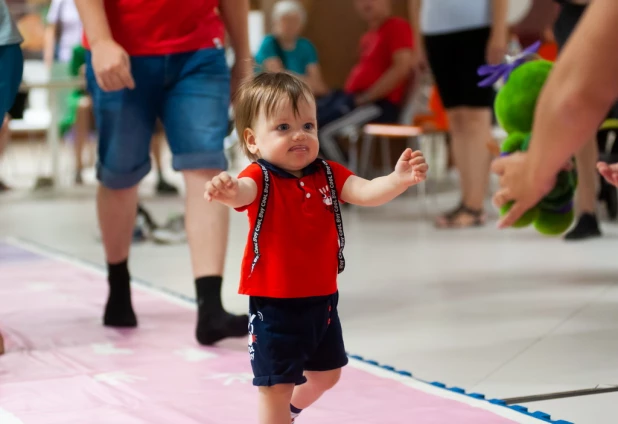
[233,72,315,161]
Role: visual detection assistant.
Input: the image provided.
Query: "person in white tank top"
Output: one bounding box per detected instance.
[421,0,492,36]
[409,0,509,228]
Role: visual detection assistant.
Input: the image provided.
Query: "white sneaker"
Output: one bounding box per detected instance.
[152,214,186,244]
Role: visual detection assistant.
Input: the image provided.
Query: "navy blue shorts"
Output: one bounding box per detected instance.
[248,292,348,387]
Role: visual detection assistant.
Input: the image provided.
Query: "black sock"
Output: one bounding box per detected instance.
[103,259,137,327]
[291,404,302,420]
[108,260,130,291]
[195,276,224,314]
[564,213,601,241]
[194,276,248,345]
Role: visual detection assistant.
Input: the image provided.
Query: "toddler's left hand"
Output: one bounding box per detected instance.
[394,148,428,186]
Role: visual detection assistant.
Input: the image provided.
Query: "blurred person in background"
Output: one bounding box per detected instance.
[0,0,24,350]
[0,0,24,193]
[256,0,329,97]
[410,0,509,229]
[43,0,93,184]
[318,0,415,163]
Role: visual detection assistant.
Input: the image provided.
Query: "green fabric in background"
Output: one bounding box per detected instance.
[58,45,87,137]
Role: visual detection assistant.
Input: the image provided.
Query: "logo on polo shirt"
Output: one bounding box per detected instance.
[319,186,334,213]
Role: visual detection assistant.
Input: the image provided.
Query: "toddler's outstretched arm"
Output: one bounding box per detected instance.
[204,172,257,209]
[341,148,428,207]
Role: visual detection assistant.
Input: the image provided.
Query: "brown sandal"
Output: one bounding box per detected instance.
[435,203,486,229]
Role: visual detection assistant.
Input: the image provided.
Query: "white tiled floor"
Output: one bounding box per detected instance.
[522,392,618,424]
[2,146,618,424]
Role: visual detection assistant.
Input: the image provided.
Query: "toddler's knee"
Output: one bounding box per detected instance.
[259,383,295,398]
[309,368,341,392]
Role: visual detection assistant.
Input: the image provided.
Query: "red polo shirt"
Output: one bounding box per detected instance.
[235,159,354,298]
[82,0,225,56]
[344,17,414,105]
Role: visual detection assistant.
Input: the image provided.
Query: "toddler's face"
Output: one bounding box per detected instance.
[245,97,319,175]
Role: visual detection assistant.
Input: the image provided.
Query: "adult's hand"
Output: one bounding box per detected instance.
[490,152,555,228]
[90,39,135,92]
[486,30,508,65]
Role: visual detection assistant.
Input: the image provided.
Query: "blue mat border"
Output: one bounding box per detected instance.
[4,238,573,424]
[346,353,573,424]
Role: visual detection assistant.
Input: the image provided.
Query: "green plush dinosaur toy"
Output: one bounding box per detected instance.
[478,42,577,235]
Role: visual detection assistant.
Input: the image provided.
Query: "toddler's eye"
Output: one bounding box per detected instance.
[304,123,315,131]
[277,124,290,131]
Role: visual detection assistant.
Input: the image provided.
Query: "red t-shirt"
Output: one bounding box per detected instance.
[235,159,354,298]
[344,17,414,106]
[82,0,225,56]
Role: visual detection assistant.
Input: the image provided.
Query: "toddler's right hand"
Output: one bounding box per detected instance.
[597,162,618,187]
[204,172,239,202]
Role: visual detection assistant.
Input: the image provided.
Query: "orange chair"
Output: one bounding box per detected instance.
[358,77,453,211]
[413,85,449,132]
[359,80,450,181]
[359,74,426,175]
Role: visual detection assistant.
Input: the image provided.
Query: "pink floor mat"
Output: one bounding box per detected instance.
[0,240,551,424]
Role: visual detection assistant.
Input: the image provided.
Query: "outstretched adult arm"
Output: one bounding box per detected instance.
[492,0,618,227]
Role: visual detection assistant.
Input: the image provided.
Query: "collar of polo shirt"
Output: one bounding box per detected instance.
[256,158,323,179]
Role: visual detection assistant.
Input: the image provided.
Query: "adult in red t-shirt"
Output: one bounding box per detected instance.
[344,16,415,108]
[317,0,415,164]
[74,0,253,345]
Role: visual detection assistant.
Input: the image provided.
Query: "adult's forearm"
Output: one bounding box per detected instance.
[490,0,509,34]
[408,0,421,34]
[527,0,618,182]
[219,0,251,60]
[362,64,410,103]
[74,0,113,47]
[408,0,424,48]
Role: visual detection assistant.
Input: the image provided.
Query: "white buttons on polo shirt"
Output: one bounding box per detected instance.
[306,193,311,198]
[300,182,305,187]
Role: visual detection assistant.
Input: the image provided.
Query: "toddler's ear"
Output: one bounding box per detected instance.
[244,128,258,155]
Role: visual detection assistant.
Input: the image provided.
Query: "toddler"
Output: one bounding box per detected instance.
[204,72,428,423]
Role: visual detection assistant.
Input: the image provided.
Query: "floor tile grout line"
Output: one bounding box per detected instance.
[471,282,617,392]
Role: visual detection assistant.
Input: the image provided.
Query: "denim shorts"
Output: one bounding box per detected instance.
[248,292,349,387]
[0,44,24,118]
[86,48,230,189]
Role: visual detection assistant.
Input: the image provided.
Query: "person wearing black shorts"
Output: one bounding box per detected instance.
[410,0,509,228]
